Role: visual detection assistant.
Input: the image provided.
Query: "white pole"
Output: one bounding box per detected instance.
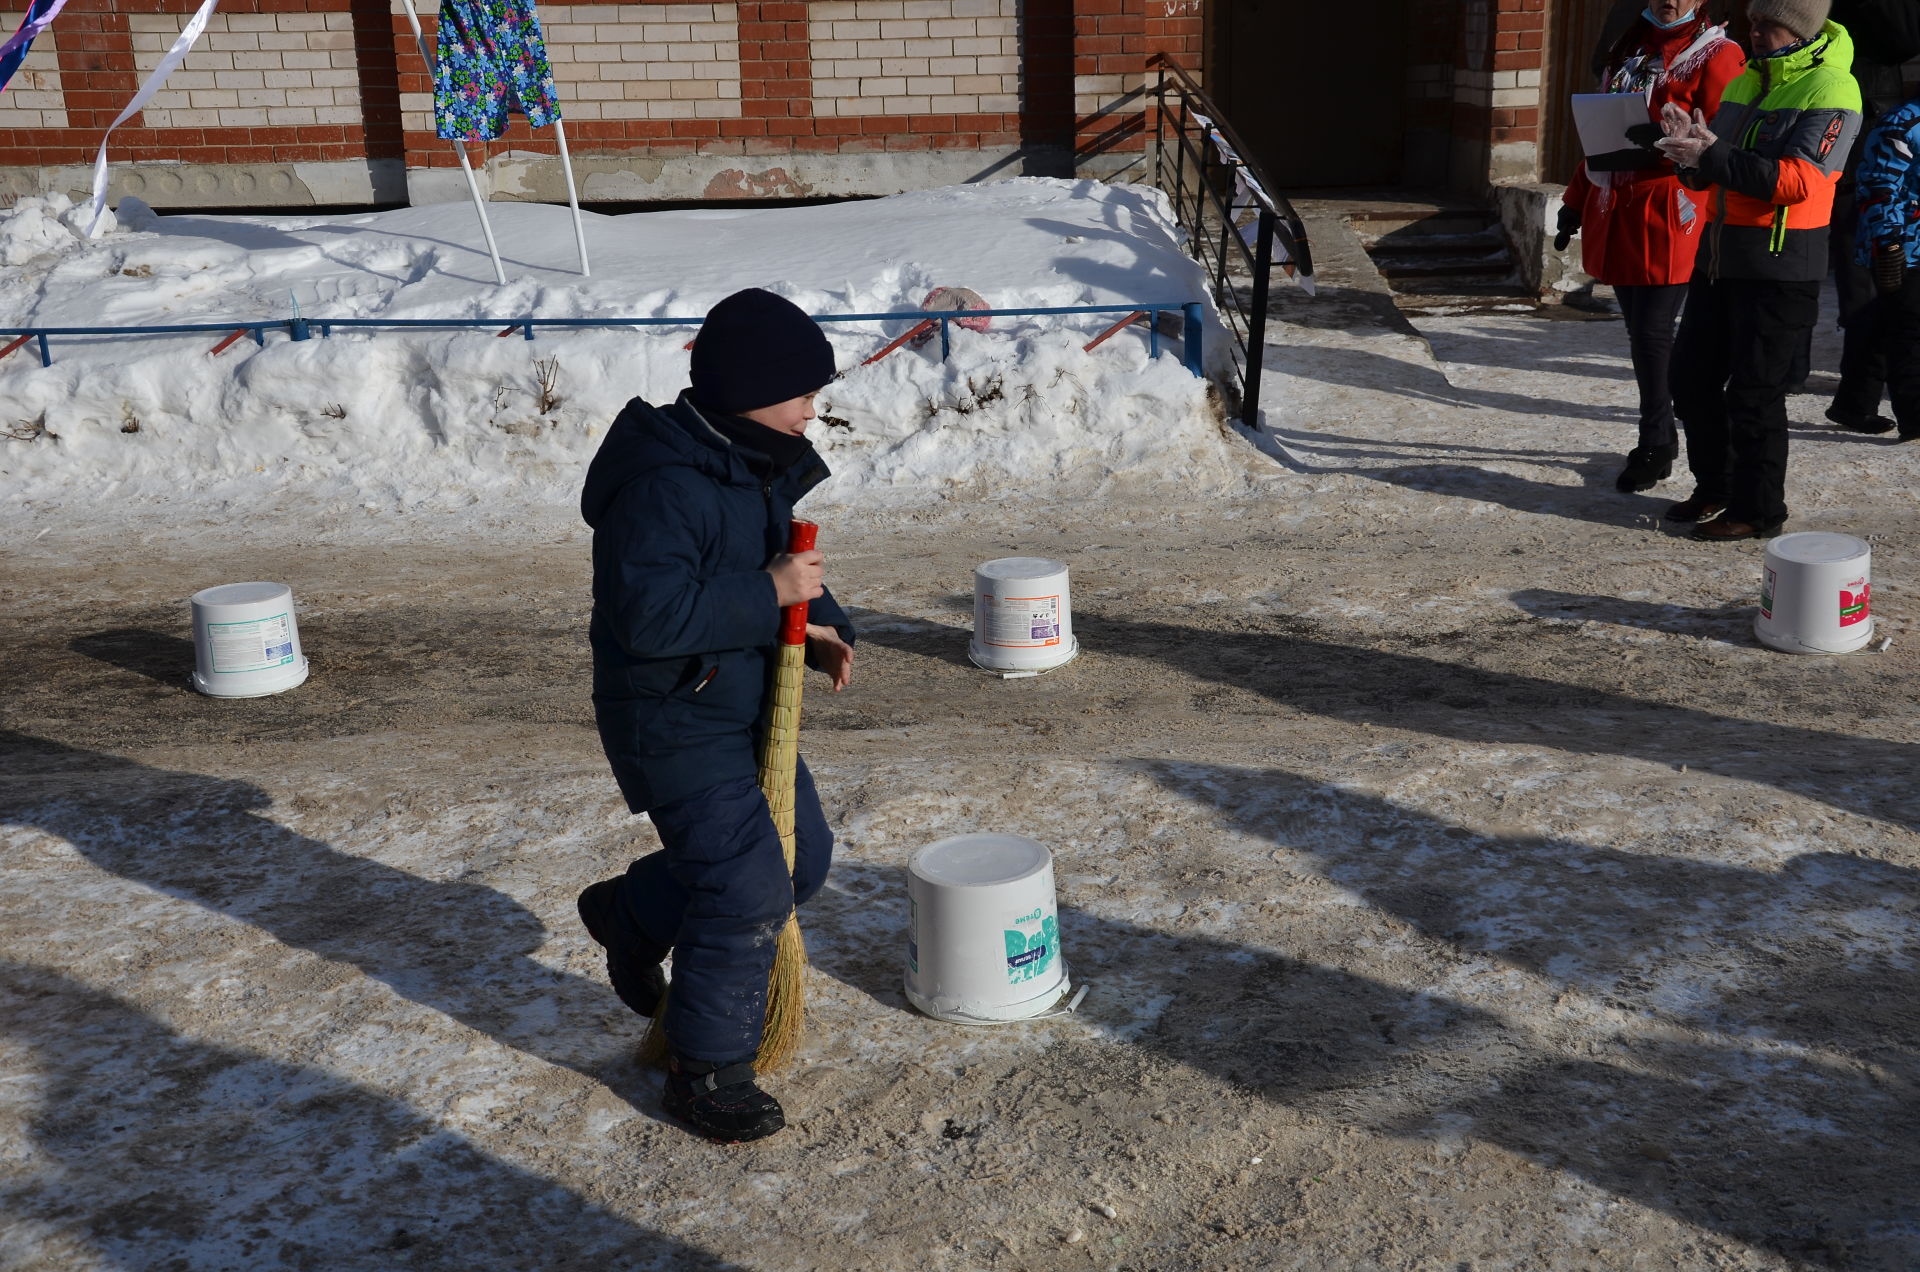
[551,119,591,276]
[395,0,508,287]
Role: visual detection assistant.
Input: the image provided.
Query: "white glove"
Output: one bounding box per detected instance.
[1654,103,1717,167]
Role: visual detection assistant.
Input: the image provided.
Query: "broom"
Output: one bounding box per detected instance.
[639,518,817,1072]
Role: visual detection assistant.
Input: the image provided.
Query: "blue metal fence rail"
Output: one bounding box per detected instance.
[1,300,1206,376]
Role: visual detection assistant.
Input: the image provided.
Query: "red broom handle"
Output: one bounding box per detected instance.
[780,520,818,646]
[862,318,935,365]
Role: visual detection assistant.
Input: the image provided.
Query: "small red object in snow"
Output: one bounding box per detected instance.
[0,333,33,361]
[862,318,936,366]
[1083,310,1145,353]
[208,328,252,356]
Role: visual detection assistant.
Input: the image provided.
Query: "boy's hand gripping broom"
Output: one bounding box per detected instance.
[639,519,816,1073]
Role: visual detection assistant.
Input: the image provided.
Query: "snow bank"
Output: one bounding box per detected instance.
[0,180,1250,520]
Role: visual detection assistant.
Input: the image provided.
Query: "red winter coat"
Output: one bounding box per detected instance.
[1565,17,1746,286]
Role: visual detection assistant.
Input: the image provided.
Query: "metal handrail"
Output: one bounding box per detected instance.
[1151,55,1313,279]
[1,301,1207,375]
[1150,54,1314,430]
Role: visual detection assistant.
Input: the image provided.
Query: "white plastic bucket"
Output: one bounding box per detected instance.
[1755,532,1874,654]
[968,556,1078,674]
[905,833,1071,1023]
[190,581,310,697]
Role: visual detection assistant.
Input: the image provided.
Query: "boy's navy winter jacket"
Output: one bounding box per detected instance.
[581,392,853,813]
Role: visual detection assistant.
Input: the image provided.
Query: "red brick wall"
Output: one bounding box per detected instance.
[0,0,394,168]
[0,0,1526,198]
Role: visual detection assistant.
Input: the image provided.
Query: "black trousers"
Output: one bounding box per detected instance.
[1869,267,1920,432]
[1670,275,1821,527]
[1830,185,1890,422]
[1614,283,1688,450]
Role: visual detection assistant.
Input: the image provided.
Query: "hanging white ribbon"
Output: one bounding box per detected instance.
[85,0,221,237]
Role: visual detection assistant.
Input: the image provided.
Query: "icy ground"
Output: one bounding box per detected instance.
[2,189,1919,1271]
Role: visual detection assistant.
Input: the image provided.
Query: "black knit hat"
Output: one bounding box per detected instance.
[689,288,836,415]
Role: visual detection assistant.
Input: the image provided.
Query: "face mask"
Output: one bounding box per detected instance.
[1642,6,1697,27]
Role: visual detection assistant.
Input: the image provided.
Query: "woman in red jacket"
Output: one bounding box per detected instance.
[1560,1,1745,493]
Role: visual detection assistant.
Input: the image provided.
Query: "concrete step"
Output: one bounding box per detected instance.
[1348,208,1501,238]
[1373,250,1513,278]
[1388,274,1529,297]
[1360,225,1508,253]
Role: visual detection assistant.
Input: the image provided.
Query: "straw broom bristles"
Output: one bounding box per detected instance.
[748,638,809,1072]
[638,525,815,1073]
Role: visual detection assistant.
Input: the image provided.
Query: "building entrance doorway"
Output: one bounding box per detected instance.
[1211,0,1410,187]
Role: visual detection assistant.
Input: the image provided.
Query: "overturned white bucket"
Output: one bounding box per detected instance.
[905,833,1072,1023]
[968,556,1078,675]
[1755,532,1874,655]
[190,582,310,697]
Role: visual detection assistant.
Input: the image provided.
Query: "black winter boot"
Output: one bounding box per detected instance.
[664,1057,786,1143]
[1825,405,1896,434]
[1664,492,1727,523]
[577,879,668,1017]
[1614,443,1677,492]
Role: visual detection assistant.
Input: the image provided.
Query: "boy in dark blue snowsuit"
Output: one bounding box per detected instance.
[576,288,855,1143]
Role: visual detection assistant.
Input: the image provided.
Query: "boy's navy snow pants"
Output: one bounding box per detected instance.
[611,755,832,1063]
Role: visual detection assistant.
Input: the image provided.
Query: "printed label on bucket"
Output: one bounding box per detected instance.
[1760,567,1776,621]
[207,612,295,673]
[907,897,919,975]
[1840,578,1870,627]
[982,594,1061,648]
[1004,908,1059,985]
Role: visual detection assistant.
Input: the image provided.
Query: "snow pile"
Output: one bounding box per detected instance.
[0,180,1250,519]
[0,192,116,267]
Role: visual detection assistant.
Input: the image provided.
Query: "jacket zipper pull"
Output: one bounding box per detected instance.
[693,667,719,694]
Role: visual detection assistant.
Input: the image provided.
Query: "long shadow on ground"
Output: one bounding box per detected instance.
[800,765,1917,1268]
[856,613,1918,834]
[0,960,739,1271]
[857,613,1917,1261]
[0,731,650,1100]
[1083,613,1919,833]
[1133,759,1920,1270]
[1258,424,1674,530]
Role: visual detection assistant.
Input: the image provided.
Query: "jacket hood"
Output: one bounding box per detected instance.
[1762,19,1854,80]
[580,392,831,528]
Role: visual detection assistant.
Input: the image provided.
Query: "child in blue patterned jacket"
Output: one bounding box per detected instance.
[1849,93,1920,441]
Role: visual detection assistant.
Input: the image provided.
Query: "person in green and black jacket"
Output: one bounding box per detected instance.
[1658,0,1864,540]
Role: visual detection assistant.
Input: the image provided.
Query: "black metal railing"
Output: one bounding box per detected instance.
[1150,55,1314,429]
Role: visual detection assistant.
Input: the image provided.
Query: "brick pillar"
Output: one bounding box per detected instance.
[54,4,139,140]
[1451,0,1545,188]
[350,0,405,162]
[737,0,813,150]
[1071,0,1145,173]
[1489,0,1544,180]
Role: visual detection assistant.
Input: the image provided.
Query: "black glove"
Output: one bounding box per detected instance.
[1625,121,1664,150]
[1874,241,1906,293]
[1553,203,1582,252]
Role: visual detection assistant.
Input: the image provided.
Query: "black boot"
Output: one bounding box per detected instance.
[1825,405,1896,434]
[1614,443,1677,492]
[664,1057,786,1143]
[577,879,668,1017]
[1664,491,1727,523]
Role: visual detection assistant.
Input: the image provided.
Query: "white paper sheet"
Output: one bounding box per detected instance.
[1570,90,1654,158]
